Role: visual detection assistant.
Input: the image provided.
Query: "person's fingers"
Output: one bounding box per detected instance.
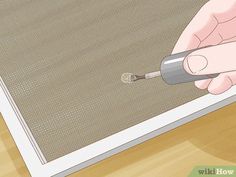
[172,3,217,53]
[183,42,236,75]
[198,32,223,48]
[213,17,236,41]
[199,17,236,47]
[207,71,236,94]
[210,0,236,23]
[195,71,236,94]
[222,36,236,43]
[194,79,212,89]
[172,0,236,54]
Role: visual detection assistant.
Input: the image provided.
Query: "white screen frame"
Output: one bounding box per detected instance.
[1,77,235,177]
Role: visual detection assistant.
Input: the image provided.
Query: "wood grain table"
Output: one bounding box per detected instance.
[1,103,236,177]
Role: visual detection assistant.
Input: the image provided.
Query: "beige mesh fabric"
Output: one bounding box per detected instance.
[0,0,208,162]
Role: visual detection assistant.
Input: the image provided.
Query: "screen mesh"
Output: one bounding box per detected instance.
[0,0,208,162]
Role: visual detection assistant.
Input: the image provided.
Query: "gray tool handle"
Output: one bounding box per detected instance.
[160,48,219,85]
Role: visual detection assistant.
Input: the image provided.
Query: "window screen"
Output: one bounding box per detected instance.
[0,0,208,162]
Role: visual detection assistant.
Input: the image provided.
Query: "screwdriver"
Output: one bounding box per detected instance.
[121,47,219,85]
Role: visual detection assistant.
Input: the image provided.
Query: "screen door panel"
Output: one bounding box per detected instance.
[0,0,208,162]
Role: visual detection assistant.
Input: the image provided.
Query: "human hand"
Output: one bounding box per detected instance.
[173,0,236,95]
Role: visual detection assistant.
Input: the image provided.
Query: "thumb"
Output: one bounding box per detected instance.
[183,42,236,75]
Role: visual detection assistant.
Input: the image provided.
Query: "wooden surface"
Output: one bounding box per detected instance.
[1,103,236,177]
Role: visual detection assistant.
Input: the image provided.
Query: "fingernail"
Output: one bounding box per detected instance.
[185,55,208,74]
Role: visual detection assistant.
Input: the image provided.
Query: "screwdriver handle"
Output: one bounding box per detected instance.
[160,47,219,85]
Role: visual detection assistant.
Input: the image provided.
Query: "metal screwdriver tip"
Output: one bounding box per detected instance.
[121,73,137,84]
